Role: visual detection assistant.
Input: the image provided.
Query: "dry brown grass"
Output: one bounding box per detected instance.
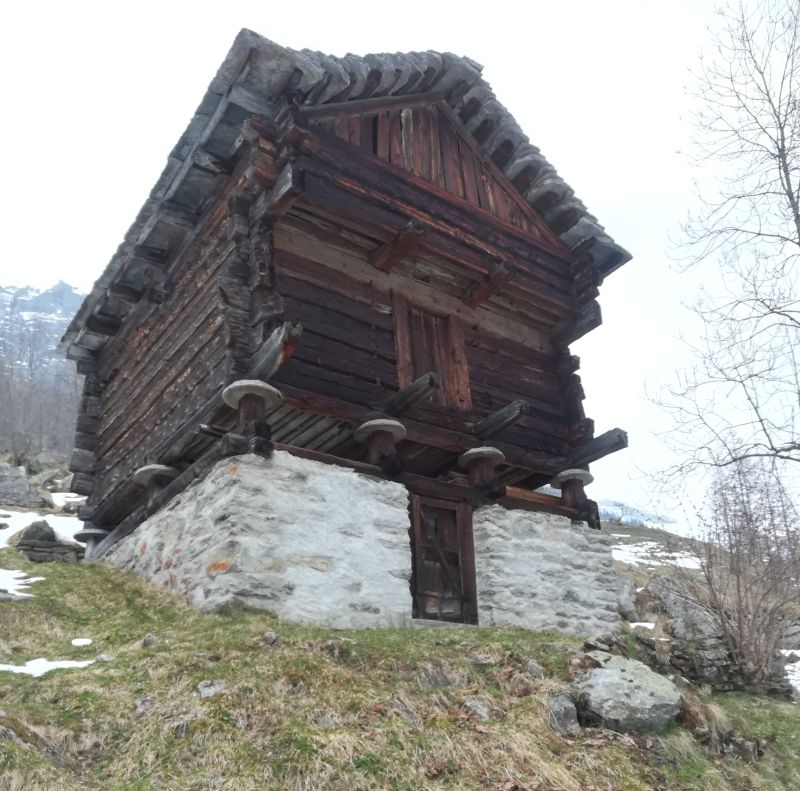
[1,547,799,790]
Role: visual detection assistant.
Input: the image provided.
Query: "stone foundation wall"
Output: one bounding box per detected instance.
[472,505,620,637]
[104,455,621,635]
[105,452,412,628]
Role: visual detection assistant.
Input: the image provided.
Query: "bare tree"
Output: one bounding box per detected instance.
[671,458,800,687]
[665,0,800,475]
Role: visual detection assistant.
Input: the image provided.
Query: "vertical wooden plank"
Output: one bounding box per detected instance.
[389,110,403,165]
[450,316,473,411]
[438,116,465,199]
[427,312,446,405]
[459,137,480,207]
[360,114,375,155]
[481,165,498,215]
[392,292,413,388]
[377,111,392,162]
[417,107,433,182]
[457,501,478,624]
[430,108,443,188]
[348,116,361,149]
[400,107,414,171]
[333,117,349,143]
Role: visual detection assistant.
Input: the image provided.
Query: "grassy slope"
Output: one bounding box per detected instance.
[1,547,799,791]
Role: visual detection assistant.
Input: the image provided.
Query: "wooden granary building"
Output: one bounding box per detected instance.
[60,32,631,629]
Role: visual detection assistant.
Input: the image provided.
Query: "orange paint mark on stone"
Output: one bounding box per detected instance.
[139,543,147,556]
[226,464,239,475]
[207,561,231,575]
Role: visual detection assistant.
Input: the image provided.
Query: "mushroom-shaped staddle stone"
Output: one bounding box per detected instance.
[222,380,284,409]
[550,468,594,489]
[458,446,505,469]
[74,527,110,544]
[132,464,180,487]
[353,419,407,443]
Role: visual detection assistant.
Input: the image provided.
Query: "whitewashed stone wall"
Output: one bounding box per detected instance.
[105,452,412,628]
[472,505,620,637]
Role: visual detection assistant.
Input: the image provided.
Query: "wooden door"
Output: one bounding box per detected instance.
[410,495,477,624]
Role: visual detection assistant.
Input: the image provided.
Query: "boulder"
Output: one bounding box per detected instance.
[0,463,49,508]
[17,520,56,543]
[573,653,681,733]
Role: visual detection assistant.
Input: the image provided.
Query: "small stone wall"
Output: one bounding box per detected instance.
[17,540,84,563]
[105,452,412,628]
[472,505,620,637]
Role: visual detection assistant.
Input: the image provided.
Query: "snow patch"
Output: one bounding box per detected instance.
[629,622,656,630]
[612,541,702,570]
[50,493,86,509]
[71,638,92,647]
[0,658,94,677]
[0,568,44,598]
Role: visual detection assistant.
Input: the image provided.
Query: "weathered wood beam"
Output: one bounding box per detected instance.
[567,428,628,468]
[382,372,441,415]
[250,321,303,381]
[278,383,563,473]
[85,313,120,337]
[262,162,304,219]
[131,244,169,268]
[369,220,428,272]
[462,262,512,307]
[193,146,233,175]
[159,202,198,231]
[552,300,602,347]
[298,92,441,121]
[473,400,529,438]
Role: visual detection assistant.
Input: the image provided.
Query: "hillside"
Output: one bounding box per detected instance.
[1,543,800,791]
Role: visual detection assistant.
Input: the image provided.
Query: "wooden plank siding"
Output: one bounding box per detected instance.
[308,104,556,246]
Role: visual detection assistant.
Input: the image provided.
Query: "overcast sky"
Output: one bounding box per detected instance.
[0,0,720,522]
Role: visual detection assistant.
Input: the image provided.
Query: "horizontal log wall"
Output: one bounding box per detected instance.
[91,214,234,507]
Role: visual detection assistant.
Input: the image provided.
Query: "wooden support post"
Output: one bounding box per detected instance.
[73,524,111,561]
[458,447,506,499]
[369,220,428,272]
[222,379,284,455]
[354,419,407,476]
[550,468,599,529]
[382,372,441,415]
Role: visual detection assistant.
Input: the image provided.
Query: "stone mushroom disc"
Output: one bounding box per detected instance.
[74,527,111,544]
[222,380,284,409]
[132,464,181,487]
[550,468,594,489]
[353,419,407,443]
[458,446,506,468]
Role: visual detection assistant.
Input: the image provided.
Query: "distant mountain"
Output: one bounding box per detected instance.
[597,497,694,538]
[0,282,85,467]
[0,281,84,373]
